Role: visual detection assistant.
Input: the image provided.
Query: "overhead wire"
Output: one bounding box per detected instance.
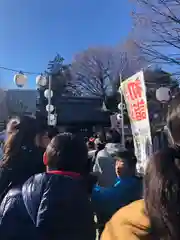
[0,65,41,75]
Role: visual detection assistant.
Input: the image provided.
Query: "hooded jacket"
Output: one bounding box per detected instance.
[93,143,126,187]
[0,172,96,240]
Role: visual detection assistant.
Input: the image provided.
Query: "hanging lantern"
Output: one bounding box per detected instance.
[49,114,57,126]
[49,114,56,121]
[118,103,126,111]
[14,72,27,88]
[117,113,123,121]
[46,104,54,113]
[156,87,171,103]
[44,89,53,99]
[36,74,47,87]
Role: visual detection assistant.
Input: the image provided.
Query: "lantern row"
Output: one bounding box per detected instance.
[14,72,57,126]
[14,72,47,88]
[13,72,172,126]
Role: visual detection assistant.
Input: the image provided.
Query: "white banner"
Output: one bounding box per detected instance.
[121,71,152,174]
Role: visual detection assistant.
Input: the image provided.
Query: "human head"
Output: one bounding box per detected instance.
[167,93,180,145]
[106,129,120,144]
[35,130,49,149]
[35,125,58,149]
[2,116,39,167]
[144,148,180,239]
[114,151,137,178]
[35,114,58,148]
[46,132,88,174]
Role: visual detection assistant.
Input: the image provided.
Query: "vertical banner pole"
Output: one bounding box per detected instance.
[47,74,52,125]
[120,74,125,147]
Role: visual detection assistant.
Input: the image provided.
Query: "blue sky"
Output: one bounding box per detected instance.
[0,0,134,89]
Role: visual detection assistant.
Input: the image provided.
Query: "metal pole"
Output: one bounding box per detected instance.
[120,73,125,148]
[47,74,52,125]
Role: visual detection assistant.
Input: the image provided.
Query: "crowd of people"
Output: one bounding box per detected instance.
[0,93,180,239]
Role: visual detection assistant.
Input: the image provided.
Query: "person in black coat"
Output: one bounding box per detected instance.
[0,116,46,202]
[0,132,96,240]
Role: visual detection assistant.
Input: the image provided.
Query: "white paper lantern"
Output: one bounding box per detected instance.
[156,87,170,102]
[14,72,27,87]
[118,103,126,111]
[48,114,57,126]
[49,114,56,121]
[44,89,53,99]
[46,104,54,113]
[36,75,47,87]
[117,113,123,121]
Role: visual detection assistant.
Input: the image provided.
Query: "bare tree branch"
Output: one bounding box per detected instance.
[70,44,146,98]
[132,0,180,69]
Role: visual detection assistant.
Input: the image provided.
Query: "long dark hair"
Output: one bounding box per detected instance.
[2,116,38,168]
[167,93,180,146]
[144,148,180,240]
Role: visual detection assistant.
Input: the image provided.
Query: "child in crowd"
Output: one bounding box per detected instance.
[92,150,142,229]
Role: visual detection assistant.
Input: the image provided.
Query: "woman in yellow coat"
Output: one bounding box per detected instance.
[101,199,151,239]
[102,147,180,240]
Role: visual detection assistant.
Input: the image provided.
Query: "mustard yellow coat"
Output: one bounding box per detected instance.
[101,200,152,240]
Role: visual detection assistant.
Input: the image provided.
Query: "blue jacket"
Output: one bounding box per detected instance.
[0,172,96,240]
[92,176,142,223]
